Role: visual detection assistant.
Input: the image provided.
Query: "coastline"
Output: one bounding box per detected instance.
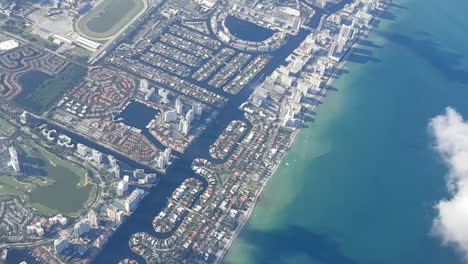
[218,3,388,263]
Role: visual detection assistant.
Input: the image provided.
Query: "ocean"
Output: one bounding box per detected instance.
[224,0,468,264]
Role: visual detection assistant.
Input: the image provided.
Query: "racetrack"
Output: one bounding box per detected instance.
[75,0,146,40]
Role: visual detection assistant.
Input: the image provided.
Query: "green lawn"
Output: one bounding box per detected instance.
[0,117,16,136]
[0,141,97,216]
[76,0,145,39]
[75,47,93,57]
[0,176,33,201]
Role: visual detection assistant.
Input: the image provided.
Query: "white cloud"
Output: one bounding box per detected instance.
[431,107,468,260]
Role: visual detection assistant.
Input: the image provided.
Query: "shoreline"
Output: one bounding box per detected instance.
[216,3,388,263]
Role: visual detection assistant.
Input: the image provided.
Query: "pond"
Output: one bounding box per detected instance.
[115,101,161,130]
[225,16,275,42]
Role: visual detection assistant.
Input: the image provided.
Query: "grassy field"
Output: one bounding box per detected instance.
[0,141,96,216]
[0,117,16,136]
[14,63,87,114]
[76,0,145,39]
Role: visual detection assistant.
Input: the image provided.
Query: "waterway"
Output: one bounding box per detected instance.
[224,0,468,264]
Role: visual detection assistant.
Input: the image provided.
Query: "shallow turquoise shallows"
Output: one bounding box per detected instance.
[225,0,468,263]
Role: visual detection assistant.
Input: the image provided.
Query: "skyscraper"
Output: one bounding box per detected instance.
[186,109,194,123]
[336,24,353,53]
[192,103,203,116]
[92,149,103,164]
[73,220,90,237]
[164,110,177,122]
[54,236,69,255]
[117,180,128,196]
[106,206,118,221]
[164,148,172,162]
[87,209,99,227]
[76,143,88,157]
[179,119,190,135]
[113,164,121,179]
[124,189,146,213]
[108,155,117,167]
[175,97,184,114]
[157,154,166,169]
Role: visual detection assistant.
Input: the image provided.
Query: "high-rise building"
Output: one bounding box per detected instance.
[338,24,353,40]
[157,154,166,169]
[76,143,88,157]
[328,42,339,61]
[106,205,124,222]
[164,110,177,122]
[8,147,20,173]
[116,211,126,222]
[113,164,121,179]
[336,24,353,53]
[175,97,183,114]
[108,155,117,167]
[117,180,128,196]
[192,103,203,116]
[164,148,172,162]
[73,220,90,237]
[186,109,194,124]
[54,236,69,255]
[297,80,309,94]
[124,188,146,213]
[179,119,190,135]
[87,209,99,227]
[92,149,103,164]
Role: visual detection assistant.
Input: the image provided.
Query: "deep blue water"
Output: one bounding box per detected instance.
[225,0,468,264]
[225,16,275,42]
[115,101,160,129]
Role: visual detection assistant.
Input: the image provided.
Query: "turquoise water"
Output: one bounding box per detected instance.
[225,0,468,264]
